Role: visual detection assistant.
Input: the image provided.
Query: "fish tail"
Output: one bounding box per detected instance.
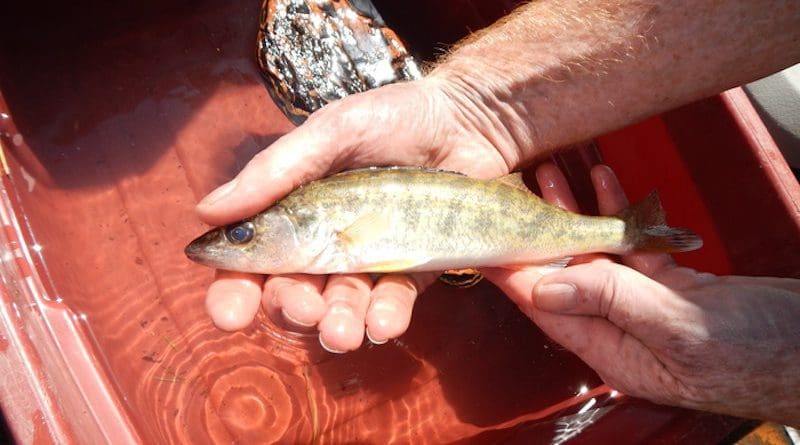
[617,191,703,253]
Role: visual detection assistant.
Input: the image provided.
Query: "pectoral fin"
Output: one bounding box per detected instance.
[337,213,431,272]
[337,212,393,249]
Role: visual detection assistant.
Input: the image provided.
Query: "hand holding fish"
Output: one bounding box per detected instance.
[486,165,800,427]
[190,0,800,424]
[193,0,800,355]
[195,79,524,352]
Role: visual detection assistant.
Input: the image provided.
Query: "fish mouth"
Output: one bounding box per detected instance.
[184,229,220,264]
[184,240,203,261]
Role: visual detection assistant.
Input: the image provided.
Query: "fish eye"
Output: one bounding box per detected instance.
[225,222,255,245]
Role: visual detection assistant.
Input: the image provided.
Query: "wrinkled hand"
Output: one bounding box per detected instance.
[195,77,527,352]
[485,165,800,426]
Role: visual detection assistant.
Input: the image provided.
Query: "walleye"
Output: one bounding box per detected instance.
[185,167,702,274]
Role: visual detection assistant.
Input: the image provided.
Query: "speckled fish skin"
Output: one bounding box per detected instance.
[185,167,702,274]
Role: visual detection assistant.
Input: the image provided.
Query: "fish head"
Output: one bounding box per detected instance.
[185,209,301,273]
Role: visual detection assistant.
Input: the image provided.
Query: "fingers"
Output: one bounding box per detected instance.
[317,274,373,353]
[264,273,373,353]
[205,271,266,331]
[485,261,685,401]
[526,308,678,400]
[262,274,328,327]
[365,272,437,344]
[536,163,580,212]
[590,164,629,214]
[532,262,681,336]
[265,271,430,352]
[529,261,671,385]
[528,260,699,401]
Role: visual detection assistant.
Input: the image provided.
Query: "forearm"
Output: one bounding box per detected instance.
[692,276,800,426]
[429,0,800,167]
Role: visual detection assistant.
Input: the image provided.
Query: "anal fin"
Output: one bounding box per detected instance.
[361,257,431,273]
[505,257,573,275]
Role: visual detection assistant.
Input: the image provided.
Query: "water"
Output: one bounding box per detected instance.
[0,1,755,443]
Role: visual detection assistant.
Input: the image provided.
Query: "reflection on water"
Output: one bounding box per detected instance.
[258,317,320,349]
[552,406,613,445]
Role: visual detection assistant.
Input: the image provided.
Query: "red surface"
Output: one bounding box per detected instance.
[0,1,798,444]
[598,90,800,278]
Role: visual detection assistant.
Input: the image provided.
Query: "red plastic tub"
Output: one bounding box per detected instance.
[0,1,797,443]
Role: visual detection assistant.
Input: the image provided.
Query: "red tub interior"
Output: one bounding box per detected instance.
[0,1,798,443]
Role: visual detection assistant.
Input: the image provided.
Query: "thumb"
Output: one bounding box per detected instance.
[533,261,678,339]
[194,110,353,226]
[195,81,443,226]
[529,261,691,402]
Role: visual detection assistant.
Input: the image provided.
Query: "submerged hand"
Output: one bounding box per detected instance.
[486,165,800,426]
[196,77,530,352]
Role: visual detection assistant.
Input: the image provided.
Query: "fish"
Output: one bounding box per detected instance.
[185,166,702,274]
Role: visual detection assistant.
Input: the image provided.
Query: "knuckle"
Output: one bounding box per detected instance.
[593,263,623,318]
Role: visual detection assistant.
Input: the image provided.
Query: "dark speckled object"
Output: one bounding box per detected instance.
[257,0,422,124]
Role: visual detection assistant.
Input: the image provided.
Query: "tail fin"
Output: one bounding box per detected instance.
[616,191,703,253]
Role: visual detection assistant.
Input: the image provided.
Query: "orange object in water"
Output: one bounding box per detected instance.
[0,1,797,444]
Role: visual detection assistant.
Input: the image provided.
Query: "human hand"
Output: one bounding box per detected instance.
[194,77,535,352]
[485,164,800,426]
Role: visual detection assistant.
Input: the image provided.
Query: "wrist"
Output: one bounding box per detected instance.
[425,64,541,173]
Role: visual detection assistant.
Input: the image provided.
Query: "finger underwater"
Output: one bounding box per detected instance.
[366,275,419,344]
[205,271,265,331]
[264,274,328,327]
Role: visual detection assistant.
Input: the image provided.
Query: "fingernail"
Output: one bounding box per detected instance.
[535,283,578,313]
[366,329,388,345]
[318,335,347,354]
[198,178,239,208]
[593,165,611,188]
[280,308,316,328]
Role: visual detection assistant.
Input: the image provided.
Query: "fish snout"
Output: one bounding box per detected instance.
[184,229,221,262]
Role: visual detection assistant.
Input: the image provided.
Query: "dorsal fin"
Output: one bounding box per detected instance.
[491,172,530,192]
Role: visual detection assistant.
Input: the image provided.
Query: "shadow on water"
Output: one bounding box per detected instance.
[302,279,603,435]
[0,0,287,190]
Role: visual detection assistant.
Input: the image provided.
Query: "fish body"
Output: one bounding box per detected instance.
[186,167,702,274]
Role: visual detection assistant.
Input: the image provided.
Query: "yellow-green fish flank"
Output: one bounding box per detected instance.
[186,167,702,274]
